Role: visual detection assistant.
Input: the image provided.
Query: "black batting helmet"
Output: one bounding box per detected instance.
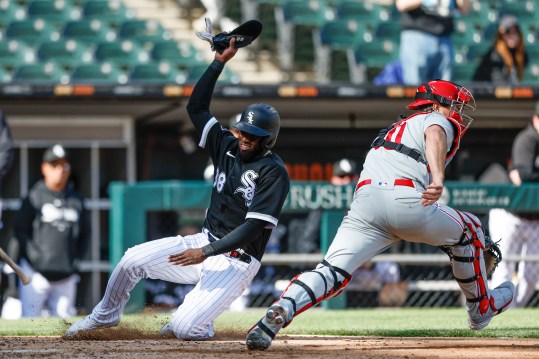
[233,103,280,150]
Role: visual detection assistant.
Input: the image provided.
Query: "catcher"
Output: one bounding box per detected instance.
[246,80,515,350]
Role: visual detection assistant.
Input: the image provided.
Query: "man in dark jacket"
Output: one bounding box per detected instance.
[15,144,89,317]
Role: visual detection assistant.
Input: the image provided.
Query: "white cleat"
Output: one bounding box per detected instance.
[64,315,119,337]
[468,281,514,331]
[159,322,175,338]
[246,303,289,350]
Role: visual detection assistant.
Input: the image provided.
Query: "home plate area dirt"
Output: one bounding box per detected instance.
[1,331,538,359]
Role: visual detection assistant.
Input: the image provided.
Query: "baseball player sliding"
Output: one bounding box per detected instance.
[66,20,290,340]
[246,80,515,350]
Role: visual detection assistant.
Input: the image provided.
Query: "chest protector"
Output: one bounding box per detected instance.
[370,112,463,166]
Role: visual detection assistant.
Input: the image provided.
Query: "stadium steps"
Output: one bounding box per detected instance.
[122,0,283,84]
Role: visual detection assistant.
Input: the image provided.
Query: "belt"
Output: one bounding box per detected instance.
[204,230,252,264]
[355,178,415,191]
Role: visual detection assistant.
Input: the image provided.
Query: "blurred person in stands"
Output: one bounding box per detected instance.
[473,15,528,84]
[489,102,539,307]
[396,0,470,85]
[15,144,89,317]
[0,108,14,315]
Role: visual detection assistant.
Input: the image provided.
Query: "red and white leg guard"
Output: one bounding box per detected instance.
[451,211,514,325]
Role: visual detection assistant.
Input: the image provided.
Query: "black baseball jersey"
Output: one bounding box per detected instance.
[187,60,290,261]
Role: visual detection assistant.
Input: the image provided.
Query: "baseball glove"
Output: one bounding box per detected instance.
[439,236,502,278]
[195,18,263,54]
[483,236,502,277]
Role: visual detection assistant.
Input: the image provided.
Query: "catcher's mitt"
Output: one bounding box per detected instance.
[439,235,502,278]
[195,18,263,54]
[483,235,502,277]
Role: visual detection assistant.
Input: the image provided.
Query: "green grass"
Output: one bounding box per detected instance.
[1,308,538,338]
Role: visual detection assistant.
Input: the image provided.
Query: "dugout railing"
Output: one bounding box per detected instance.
[109,181,539,312]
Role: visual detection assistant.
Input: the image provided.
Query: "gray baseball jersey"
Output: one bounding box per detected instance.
[360,112,455,190]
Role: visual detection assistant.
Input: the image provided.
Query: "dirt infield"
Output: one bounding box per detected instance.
[2,332,539,359]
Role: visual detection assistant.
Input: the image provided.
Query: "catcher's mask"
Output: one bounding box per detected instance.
[233,103,280,151]
[407,80,476,137]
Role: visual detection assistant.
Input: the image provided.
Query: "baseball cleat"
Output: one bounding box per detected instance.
[64,315,119,337]
[159,322,175,338]
[468,281,514,330]
[246,303,289,350]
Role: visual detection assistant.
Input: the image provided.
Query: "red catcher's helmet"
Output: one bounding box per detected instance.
[407,79,476,135]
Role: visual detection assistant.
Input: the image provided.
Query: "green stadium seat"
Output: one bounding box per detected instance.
[374,21,401,41]
[463,1,498,29]
[0,40,35,70]
[0,66,11,84]
[466,43,492,62]
[499,1,537,19]
[129,63,186,84]
[70,63,127,84]
[27,0,81,27]
[82,0,134,27]
[335,0,390,28]
[12,62,68,84]
[94,40,149,69]
[0,1,26,27]
[319,19,369,51]
[185,64,240,84]
[353,40,399,81]
[62,19,116,45]
[117,20,174,46]
[522,63,539,86]
[37,40,91,69]
[452,62,479,84]
[255,0,287,4]
[150,41,205,69]
[282,0,332,27]
[5,19,60,45]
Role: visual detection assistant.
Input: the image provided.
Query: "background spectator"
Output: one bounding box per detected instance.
[489,102,539,307]
[473,15,528,84]
[396,0,470,85]
[0,108,14,316]
[15,144,89,317]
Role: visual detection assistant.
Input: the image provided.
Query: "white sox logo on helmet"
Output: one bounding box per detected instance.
[235,170,259,207]
[246,111,254,124]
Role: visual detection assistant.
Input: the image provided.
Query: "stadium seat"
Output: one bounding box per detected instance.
[274,0,332,74]
[0,1,26,27]
[522,63,539,86]
[452,62,478,84]
[466,43,492,63]
[335,0,390,28]
[37,40,92,69]
[463,1,498,29]
[117,20,174,47]
[27,0,81,27]
[5,19,60,45]
[70,63,127,84]
[12,62,69,84]
[374,21,401,41]
[185,64,240,84]
[82,0,134,27]
[129,63,186,84]
[281,0,332,27]
[0,40,35,70]
[0,66,11,84]
[94,40,149,69]
[150,41,204,69]
[62,19,116,45]
[314,19,368,82]
[352,40,399,81]
[499,1,537,19]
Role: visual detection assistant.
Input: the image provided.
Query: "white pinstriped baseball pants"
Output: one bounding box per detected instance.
[88,233,261,339]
